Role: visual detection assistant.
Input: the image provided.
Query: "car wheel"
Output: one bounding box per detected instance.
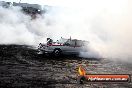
[53,49,61,57]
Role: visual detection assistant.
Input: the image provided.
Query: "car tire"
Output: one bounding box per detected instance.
[53,49,61,57]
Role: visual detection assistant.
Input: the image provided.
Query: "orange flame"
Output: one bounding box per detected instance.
[78,66,86,76]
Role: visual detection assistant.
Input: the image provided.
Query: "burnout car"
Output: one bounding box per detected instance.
[37,37,89,57]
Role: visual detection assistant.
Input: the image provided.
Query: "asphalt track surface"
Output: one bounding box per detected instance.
[0,45,132,88]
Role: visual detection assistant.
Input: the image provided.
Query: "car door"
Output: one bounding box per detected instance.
[61,40,75,54]
[73,40,83,53]
[68,40,76,53]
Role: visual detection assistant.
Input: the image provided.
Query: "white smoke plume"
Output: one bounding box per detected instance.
[0,0,132,62]
[0,6,38,45]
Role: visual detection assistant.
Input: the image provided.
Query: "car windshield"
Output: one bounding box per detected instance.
[58,38,68,44]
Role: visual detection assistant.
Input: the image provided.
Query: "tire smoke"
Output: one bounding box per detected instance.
[0,0,132,62]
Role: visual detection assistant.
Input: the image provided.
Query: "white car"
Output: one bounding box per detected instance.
[37,37,89,57]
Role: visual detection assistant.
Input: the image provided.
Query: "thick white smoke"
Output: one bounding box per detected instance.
[0,0,132,62]
[0,6,36,45]
[0,6,57,45]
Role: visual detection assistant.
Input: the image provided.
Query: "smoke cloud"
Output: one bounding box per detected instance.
[0,0,132,62]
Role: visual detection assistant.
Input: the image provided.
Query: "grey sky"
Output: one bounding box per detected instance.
[0,0,77,7]
[0,0,54,5]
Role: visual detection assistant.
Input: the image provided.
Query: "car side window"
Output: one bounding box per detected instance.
[75,40,84,47]
[64,40,70,46]
[69,40,76,46]
[64,42,70,46]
